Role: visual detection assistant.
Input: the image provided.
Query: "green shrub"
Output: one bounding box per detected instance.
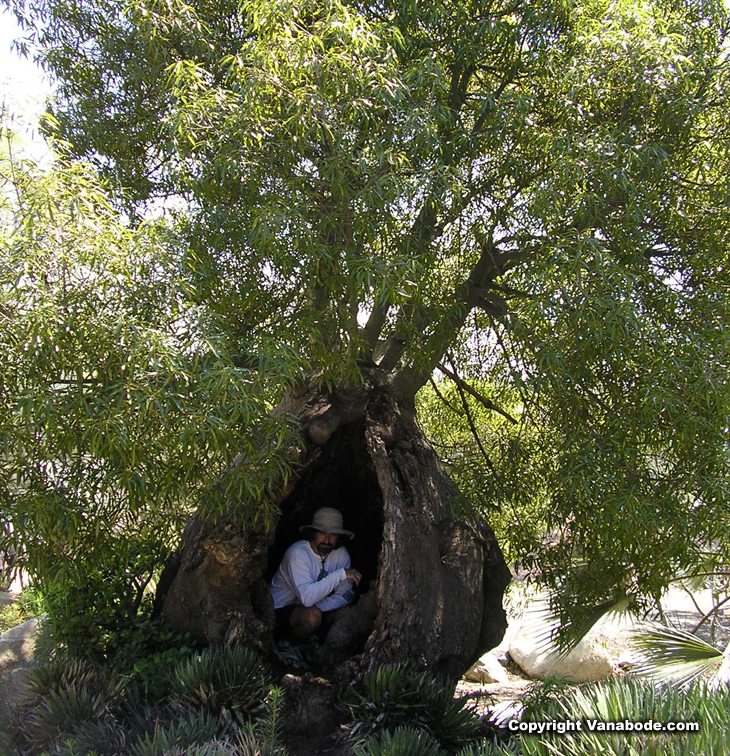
[109,618,197,702]
[36,555,196,703]
[247,685,286,756]
[344,664,490,751]
[40,535,169,664]
[170,646,269,714]
[0,587,44,633]
[518,677,573,723]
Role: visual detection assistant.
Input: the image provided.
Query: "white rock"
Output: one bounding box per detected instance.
[464,652,509,684]
[493,649,511,668]
[0,591,17,608]
[0,617,41,673]
[509,622,614,683]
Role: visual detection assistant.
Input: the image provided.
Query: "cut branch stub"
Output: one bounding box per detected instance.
[160,371,510,679]
[308,404,341,445]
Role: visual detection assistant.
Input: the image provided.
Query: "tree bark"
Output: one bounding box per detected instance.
[160,369,510,680]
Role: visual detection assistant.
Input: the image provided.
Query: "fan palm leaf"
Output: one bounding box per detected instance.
[520,594,632,660]
[630,624,730,689]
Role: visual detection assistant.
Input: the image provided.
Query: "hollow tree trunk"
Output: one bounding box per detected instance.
[160,369,510,680]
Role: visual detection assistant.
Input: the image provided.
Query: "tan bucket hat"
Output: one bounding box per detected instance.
[300,507,354,539]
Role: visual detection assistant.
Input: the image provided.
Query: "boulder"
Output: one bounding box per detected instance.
[0,617,41,674]
[463,652,509,684]
[509,623,613,683]
[0,591,17,608]
[0,665,33,721]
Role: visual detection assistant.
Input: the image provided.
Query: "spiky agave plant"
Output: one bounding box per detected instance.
[10,655,128,755]
[130,709,222,756]
[344,664,490,751]
[158,723,286,756]
[170,646,269,714]
[61,717,129,756]
[454,743,522,756]
[24,656,126,703]
[160,741,245,756]
[354,726,445,756]
[158,743,238,756]
[23,686,112,753]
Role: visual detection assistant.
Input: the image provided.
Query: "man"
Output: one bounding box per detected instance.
[271,507,361,641]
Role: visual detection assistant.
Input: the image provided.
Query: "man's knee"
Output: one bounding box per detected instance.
[291,606,322,636]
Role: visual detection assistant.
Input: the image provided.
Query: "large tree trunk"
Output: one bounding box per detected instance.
[160,369,510,680]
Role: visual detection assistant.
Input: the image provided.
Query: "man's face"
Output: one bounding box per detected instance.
[311,530,338,556]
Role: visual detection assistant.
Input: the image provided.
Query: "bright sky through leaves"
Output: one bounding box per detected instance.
[1,8,51,157]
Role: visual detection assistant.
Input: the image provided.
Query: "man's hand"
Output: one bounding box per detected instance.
[345,568,362,586]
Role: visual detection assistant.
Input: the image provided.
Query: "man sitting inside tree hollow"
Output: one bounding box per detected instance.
[270,507,361,642]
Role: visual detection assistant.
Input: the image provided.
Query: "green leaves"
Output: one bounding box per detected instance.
[0,154,300,580]
[344,664,488,751]
[518,677,730,756]
[355,727,444,756]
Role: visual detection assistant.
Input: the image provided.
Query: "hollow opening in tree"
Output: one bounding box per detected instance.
[265,421,384,661]
[266,421,384,592]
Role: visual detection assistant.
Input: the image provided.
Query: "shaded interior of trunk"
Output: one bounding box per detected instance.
[265,421,384,638]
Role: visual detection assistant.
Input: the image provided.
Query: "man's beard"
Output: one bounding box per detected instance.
[316,543,334,556]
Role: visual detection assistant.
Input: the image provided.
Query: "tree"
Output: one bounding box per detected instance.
[2,0,730,672]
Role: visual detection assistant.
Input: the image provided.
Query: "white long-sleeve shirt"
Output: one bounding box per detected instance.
[270,540,354,611]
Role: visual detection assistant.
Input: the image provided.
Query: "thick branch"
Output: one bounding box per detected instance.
[388,241,538,400]
[363,61,479,359]
[363,300,391,355]
[363,198,438,358]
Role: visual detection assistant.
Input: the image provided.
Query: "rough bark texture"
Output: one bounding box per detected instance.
[161,370,511,680]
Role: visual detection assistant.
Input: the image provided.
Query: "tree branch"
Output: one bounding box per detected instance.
[363,300,390,355]
[447,356,498,479]
[436,363,517,424]
[428,376,463,416]
[691,594,730,635]
[364,59,480,360]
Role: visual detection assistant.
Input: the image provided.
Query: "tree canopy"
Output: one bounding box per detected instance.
[2,0,730,631]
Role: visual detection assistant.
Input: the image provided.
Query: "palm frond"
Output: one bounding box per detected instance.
[521,595,632,660]
[629,624,729,689]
